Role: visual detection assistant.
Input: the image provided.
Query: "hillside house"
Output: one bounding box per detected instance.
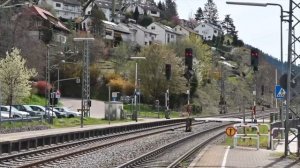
[125,23,157,46]
[124,3,160,18]
[147,22,179,44]
[38,0,81,20]
[24,5,70,44]
[173,25,200,39]
[194,22,222,41]
[83,0,123,23]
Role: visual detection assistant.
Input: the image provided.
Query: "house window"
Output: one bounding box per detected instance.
[171,35,174,38]
[179,28,182,31]
[175,28,177,31]
[167,34,170,43]
[56,3,61,7]
[145,42,148,45]
[202,25,205,27]
[145,33,148,38]
[150,10,157,14]
[151,26,155,30]
[149,41,152,45]
[214,30,217,33]
[208,36,211,39]
[106,30,112,36]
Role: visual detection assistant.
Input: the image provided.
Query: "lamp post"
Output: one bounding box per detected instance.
[227,1,288,154]
[130,57,146,122]
[226,2,284,72]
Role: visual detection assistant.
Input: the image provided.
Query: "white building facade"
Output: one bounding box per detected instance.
[38,0,81,20]
[147,22,178,44]
[194,22,222,41]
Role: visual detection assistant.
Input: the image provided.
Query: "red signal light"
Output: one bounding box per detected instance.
[185,48,193,57]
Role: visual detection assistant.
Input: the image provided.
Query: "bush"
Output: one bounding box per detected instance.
[33,81,52,96]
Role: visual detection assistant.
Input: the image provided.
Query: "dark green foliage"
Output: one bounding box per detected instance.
[195,7,203,21]
[163,0,178,21]
[40,28,53,44]
[133,6,140,22]
[203,0,218,24]
[91,5,106,36]
[221,14,236,35]
[139,15,153,27]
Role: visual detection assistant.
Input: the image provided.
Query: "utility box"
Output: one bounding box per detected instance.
[105,101,124,120]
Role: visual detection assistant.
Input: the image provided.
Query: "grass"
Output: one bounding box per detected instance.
[0,120,49,129]
[23,94,47,106]
[52,117,131,128]
[225,124,270,149]
[123,104,181,118]
[22,94,63,106]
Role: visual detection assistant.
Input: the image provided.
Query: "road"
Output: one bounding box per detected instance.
[60,98,105,119]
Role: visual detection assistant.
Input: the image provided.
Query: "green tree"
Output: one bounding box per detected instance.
[137,45,186,103]
[133,6,140,22]
[169,35,212,86]
[221,14,236,35]
[0,48,37,116]
[195,7,203,21]
[165,0,178,20]
[203,0,219,24]
[90,5,106,36]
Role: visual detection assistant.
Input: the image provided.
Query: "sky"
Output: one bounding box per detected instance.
[155,0,290,62]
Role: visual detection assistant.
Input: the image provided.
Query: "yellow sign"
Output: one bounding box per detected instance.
[225,127,237,137]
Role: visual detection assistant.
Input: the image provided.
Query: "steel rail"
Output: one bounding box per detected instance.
[117,123,230,168]
[7,122,203,168]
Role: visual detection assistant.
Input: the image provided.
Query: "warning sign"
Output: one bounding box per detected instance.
[225,127,236,137]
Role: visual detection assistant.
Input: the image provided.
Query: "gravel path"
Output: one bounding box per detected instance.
[51,122,225,168]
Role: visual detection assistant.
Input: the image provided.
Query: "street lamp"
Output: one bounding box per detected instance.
[226,1,284,73]
[227,0,288,154]
[130,56,146,122]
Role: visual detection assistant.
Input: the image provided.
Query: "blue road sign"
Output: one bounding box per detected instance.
[275,85,286,99]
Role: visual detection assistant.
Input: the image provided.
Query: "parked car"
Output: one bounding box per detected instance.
[28,105,56,118]
[54,107,81,118]
[0,111,9,118]
[45,107,66,118]
[12,105,41,116]
[1,106,30,118]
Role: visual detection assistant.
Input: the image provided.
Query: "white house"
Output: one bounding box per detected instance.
[124,23,157,46]
[147,22,178,44]
[124,3,160,18]
[38,0,81,20]
[173,25,200,38]
[83,0,123,23]
[194,22,222,41]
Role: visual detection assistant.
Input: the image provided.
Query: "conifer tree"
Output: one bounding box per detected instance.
[195,7,203,21]
[203,0,219,24]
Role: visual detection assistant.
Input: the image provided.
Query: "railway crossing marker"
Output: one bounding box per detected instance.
[225,127,236,137]
[275,85,286,99]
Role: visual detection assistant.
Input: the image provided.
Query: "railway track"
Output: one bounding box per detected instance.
[0,121,205,168]
[116,123,229,168]
[0,110,272,167]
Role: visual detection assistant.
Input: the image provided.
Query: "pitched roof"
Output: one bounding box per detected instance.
[128,23,158,35]
[30,5,70,32]
[139,4,160,12]
[94,0,122,10]
[52,0,81,6]
[103,20,130,34]
[152,22,179,34]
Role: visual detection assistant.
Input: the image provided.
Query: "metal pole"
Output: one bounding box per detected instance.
[285,0,293,156]
[134,62,137,122]
[57,68,60,92]
[138,79,141,116]
[108,85,111,125]
[46,45,51,123]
